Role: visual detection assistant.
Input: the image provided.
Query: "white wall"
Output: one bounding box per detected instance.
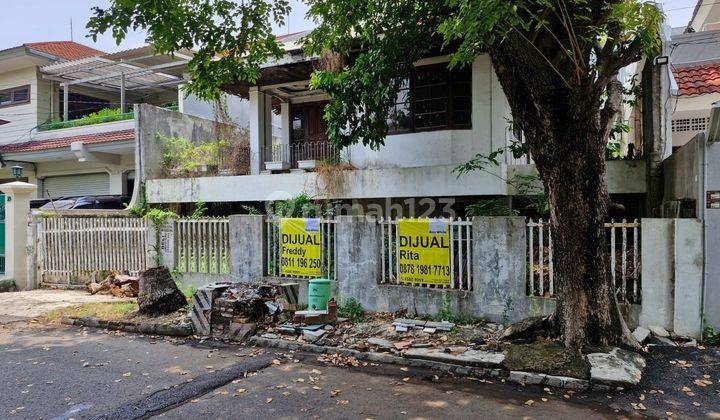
[672,93,720,147]
[180,90,250,129]
[0,67,42,145]
[347,55,508,170]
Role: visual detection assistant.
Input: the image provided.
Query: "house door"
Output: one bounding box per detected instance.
[290,101,329,164]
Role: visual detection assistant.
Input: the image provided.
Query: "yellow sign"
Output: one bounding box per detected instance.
[397,219,452,286]
[280,218,322,277]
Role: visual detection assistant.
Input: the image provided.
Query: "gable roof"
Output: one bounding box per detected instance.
[0,129,134,154]
[24,41,104,61]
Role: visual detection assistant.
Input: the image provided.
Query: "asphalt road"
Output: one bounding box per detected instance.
[0,322,618,419]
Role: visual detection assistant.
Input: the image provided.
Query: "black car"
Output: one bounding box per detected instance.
[34,195,131,210]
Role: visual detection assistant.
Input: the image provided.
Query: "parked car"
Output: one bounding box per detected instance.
[35,195,131,210]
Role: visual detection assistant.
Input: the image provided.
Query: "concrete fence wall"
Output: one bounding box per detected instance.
[213,215,704,336]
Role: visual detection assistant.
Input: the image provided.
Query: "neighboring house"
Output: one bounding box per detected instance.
[669,30,720,148]
[141,31,648,217]
[0,41,246,202]
[686,0,720,32]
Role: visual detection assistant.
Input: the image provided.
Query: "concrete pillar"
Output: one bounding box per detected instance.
[673,219,703,338]
[157,220,176,270]
[280,101,291,150]
[0,181,37,290]
[472,217,535,323]
[229,214,265,282]
[639,219,675,331]
[248,87,267,175]
[335,216,382,307]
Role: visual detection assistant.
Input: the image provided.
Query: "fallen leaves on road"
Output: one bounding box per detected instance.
[524,399,534,406]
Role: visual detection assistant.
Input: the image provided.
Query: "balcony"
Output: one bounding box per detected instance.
[263,141,342,171]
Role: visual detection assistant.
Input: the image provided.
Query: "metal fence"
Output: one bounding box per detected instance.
[526,219,641,303]
[174,218,231,274]
[380,218,474,290]
[38,217,149,285]
[264,217,337,279]
[264,141,340,168]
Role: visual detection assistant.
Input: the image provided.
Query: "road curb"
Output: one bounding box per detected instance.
[247,336,606,392]
[62,316,192,337]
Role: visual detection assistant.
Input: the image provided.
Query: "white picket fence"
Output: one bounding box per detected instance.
[380,218,474,290]
[174,218,230,274]
[38,217,150,285]
[264,217,337,279]
[527,219,641,303]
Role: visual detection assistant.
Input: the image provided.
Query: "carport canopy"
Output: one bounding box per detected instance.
[41,46,192,121]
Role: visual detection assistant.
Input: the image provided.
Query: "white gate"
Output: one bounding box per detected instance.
[38,217,150,285]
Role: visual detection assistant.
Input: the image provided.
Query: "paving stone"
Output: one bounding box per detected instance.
[632,326,651,343]
[403,348,505,368]
[648,325,669,337]
[367,337,394,349]
[587,347,646,387]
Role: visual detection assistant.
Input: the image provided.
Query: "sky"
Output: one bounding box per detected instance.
[0,0,703,53]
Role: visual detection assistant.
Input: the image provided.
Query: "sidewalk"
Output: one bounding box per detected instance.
[0,289,131,324]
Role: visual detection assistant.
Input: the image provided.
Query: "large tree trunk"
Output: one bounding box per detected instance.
[542,126,622,348]
[488,38,636,349]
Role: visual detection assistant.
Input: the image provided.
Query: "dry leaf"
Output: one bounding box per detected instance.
[524,400,535,406]
[266,398,273,404]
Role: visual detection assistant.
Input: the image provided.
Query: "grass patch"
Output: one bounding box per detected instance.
[38,302,137,324]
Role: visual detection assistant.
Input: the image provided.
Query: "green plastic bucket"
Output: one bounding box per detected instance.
[307,278,332,311]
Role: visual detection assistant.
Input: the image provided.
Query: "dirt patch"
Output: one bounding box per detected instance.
[503,341,591,379]
[37,301,189,326]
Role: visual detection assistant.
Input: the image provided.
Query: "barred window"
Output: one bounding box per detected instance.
[388,64,472,133]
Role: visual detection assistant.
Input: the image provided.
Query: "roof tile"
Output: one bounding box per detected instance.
[0,129,134,154]
[673,61,720,96]
[24,41,104,61]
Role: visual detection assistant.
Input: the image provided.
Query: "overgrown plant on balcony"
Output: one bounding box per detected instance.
[158,134,229,177]
[42,108,132,131]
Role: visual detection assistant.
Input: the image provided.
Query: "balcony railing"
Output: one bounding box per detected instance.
[38,105,179,132]
[264,141,341,170]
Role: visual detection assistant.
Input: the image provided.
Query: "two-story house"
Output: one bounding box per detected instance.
[0,41,247,204]
[141,31,648,218]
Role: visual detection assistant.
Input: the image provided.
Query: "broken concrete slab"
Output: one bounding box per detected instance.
[403,348,505,368]
[632,326,651,343]
[228,323,256,341]
[302,329,326,343]
[587,348,646,387]
[649,336,677,347]
[648,325,669,337]
[367,337,394,349]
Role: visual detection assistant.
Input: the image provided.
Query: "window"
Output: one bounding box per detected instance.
[0,85,30,108]
[388,64,472,133]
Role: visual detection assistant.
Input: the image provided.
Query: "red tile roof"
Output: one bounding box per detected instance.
[0,129,134,154]
[24,41,104,61]
[673,62,720,96]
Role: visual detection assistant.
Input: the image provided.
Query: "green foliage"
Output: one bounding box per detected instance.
[338,298,366,323]
[266,193,330,218]
[144,208,178,231]
[158,134,229,175]
[702,315,720,346]
[87,0,291,101]
[128,189,149,218]
[191,201,207,219]
[42,108,133,131]
[241,205,261,215]
[465,199,517,217]
[434,293,485,325]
